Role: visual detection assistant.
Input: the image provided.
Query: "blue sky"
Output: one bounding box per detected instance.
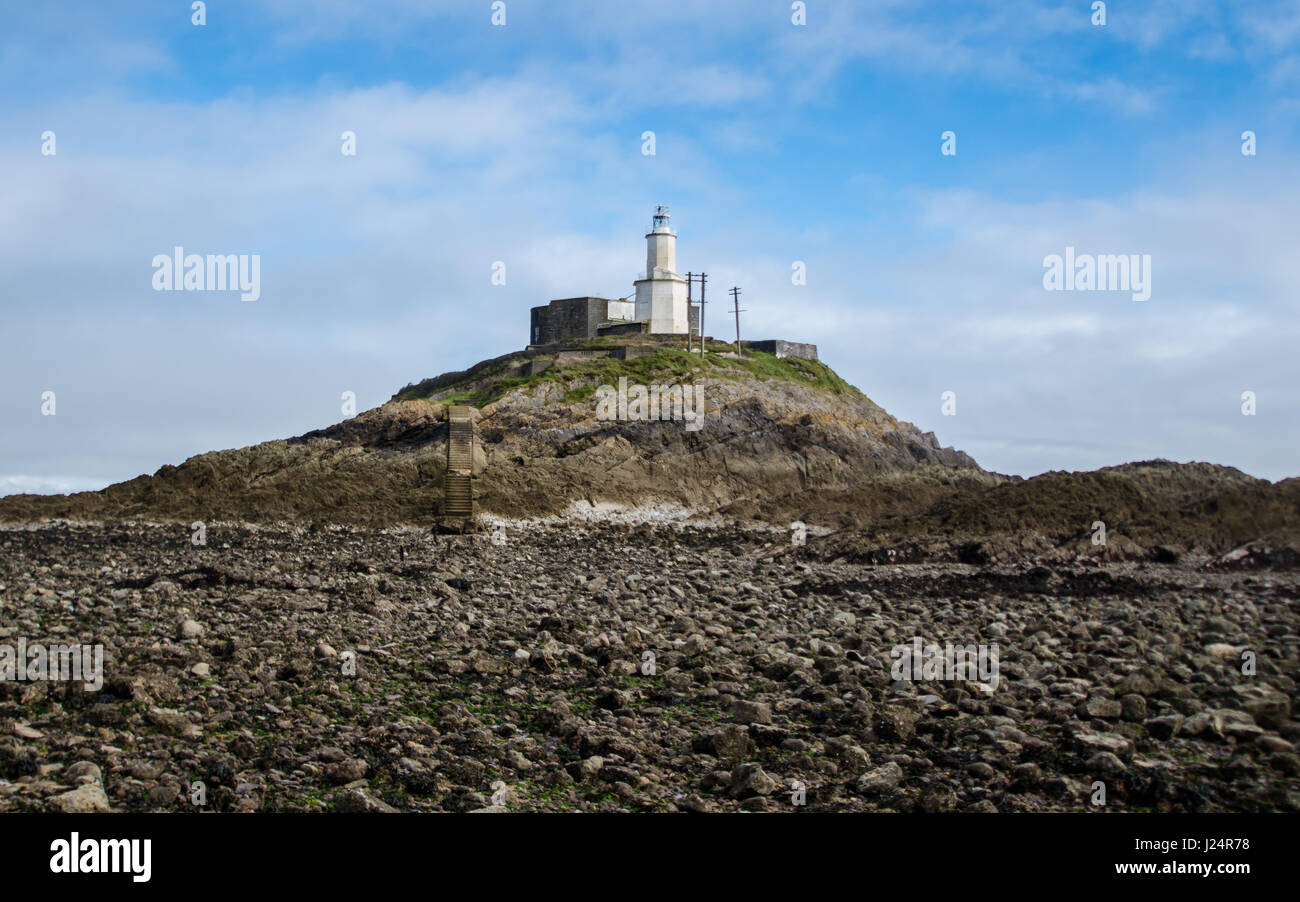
[2,0,1299,494]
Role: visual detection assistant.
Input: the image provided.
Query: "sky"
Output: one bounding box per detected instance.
[2,0,1298,494]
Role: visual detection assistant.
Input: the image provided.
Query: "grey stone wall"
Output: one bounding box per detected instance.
[741,340,819,361]
[529,306,548,345]
[596,321,647,337]
[529,299,807,358]
[530,297,617,344]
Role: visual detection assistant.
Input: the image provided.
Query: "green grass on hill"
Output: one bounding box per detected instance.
[394,344,862,409]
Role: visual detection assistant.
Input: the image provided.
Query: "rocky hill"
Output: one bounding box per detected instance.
[0,340,986,526]
[804,461,1300,567]
[2,338,1296,566]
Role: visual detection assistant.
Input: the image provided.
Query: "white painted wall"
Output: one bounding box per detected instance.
[646,227,676,275]
[634,275,687,333]
[631,212,688,334]
[606,299,635,321]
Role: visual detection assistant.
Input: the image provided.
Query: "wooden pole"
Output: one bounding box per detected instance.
[698,273,707,360]
[730,287,744,358]
[685,272,694,354]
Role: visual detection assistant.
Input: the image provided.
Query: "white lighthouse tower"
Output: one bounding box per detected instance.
[633,205,689,334]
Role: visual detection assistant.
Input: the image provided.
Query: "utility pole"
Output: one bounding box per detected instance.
[685,273,695,354]
[698,273,707,360]
[730,287,745,358]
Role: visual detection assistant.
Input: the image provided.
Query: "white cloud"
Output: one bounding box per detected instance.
[1,7,1298,496]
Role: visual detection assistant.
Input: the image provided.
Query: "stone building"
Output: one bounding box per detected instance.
[529,297,632,346]
[740,340,819,361]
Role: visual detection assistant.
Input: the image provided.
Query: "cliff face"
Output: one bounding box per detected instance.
[469,371,987,522]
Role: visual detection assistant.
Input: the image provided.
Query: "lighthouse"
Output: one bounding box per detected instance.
[527,204,817,355]
[633,205,689,334]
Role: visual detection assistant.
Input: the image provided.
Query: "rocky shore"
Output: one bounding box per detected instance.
[2,520,1296,812]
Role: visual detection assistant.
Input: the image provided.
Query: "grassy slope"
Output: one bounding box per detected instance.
[394,344,864,409]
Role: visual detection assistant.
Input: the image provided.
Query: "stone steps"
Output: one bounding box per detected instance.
[443,405,475,517]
